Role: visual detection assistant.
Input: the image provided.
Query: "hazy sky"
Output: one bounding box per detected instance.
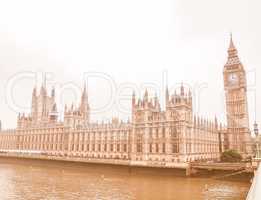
[0,0,260,130]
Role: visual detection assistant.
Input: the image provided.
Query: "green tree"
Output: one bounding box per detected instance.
[221,150,242,163]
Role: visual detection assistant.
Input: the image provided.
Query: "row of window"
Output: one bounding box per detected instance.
[6,143,129,153]
[17,135,63,143]
[71,143,128,153]
[71,133,129,141]
[136,143,179,154]
[135,127,178,138]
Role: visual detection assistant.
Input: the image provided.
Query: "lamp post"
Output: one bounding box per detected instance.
[254,122,259,158]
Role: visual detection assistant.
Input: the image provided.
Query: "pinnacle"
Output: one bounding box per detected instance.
[229,33,236,50]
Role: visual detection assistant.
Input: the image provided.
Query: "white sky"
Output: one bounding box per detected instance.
[0,0,260,130]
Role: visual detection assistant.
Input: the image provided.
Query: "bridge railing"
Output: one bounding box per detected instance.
[246,162,261,200]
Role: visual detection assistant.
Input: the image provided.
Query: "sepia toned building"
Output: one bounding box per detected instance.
[223,35,253,155]
[0,37,252,166]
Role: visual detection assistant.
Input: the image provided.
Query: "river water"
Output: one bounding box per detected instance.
[0,158,250,200]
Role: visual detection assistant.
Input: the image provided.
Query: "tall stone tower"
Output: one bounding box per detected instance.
[80,83,90,125]
[29,78,57,126]
[131,90,161,161]
[64,83,90,128]
[165,85,193,157]
[223,35,252,155]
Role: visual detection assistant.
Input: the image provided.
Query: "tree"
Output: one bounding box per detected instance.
[221,150,242,163]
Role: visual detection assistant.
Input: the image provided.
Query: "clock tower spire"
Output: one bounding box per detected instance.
[223,34,252,155]
[226,33,241,67]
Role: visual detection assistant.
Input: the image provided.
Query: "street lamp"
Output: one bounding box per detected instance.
[254,122,259,137]
[254,122,259,159]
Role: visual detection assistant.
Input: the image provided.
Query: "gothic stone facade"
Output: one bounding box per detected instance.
[223,36,252,155]
[0,37,252,165]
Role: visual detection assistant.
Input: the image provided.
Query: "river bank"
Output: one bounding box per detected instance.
[0,153,254,181]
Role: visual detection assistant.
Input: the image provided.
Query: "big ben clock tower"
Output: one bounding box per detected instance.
[223,34,252,155]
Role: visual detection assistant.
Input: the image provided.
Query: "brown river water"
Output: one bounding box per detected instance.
[0,158,250,200]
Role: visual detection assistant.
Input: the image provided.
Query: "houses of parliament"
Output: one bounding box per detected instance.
[0,37,253,166]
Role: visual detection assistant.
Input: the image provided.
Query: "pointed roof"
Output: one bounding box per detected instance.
[132,90,136,97]
[144,89,148,101]
[225,33,241,66]
[180,83,184,96]
[51,87,55,97]
[214,115,218,127]
[32,86,37,96]
[228,33,236,50]
[227,33,238,55]
[40,74,47,95]
[166,86,169,99]
[41,74,47,89]
[83,81,86,93]
[82,81,88,100]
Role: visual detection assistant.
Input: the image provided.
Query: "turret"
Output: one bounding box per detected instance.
[17,113,32,129]
[132,90,162,123]
[21,76,58,128]
[40,76,47,96]
[214,116,218,129]
[180,83,184,96]
[165,86,169,106]
[80,82,90,124]
[166,84,192,122]
[31,86,38,123]
[143,89,149,109]
[51,87,55,98]
[132,91,136,107]
[64,83,91,128]
[154,93,160,110]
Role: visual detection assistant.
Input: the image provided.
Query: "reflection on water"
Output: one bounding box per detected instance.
[0,158,250,200]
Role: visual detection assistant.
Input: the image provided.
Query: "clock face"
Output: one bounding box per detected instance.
[228,73,238,85]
